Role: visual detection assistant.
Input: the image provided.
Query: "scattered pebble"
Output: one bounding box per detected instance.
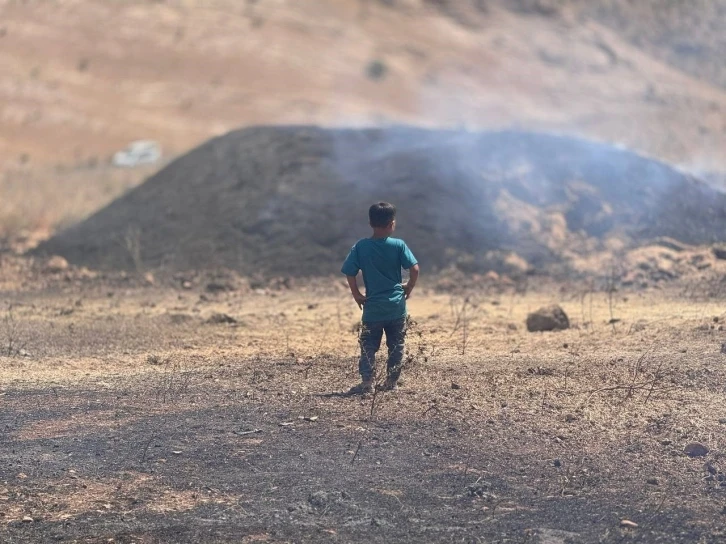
[553,459,562,468]
[684,442,709,458]
[205,312,237,324]
[620,519,638,528]
[234,429,262,436]
[45,255,69,273]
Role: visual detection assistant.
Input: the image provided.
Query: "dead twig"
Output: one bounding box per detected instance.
[350,440,363,465]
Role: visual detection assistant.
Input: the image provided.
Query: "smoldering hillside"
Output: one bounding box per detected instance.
[34,126,726,278]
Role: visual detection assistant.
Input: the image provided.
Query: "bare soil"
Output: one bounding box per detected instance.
[2,265,726,542]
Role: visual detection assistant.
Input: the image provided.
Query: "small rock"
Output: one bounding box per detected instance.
[206,282,233,293]
[206,313,237,324]
[684,442,709,458]
[451,382,461,390]
[646,478,659,485]
[712,246,726,260]
[466,482,495,499]
[143,272,155,285]
[308,491,329,508]
[553,459,562,468]
[620,519,638,528]
[45,255,69,273]
[528,366,554,376]
[526,305,570,332]
[705,463,717,475]
[719,419,726,425]
[169,313,193,324]
[565,413,576,423]
[22,516,33,523]
[181,280,193,290]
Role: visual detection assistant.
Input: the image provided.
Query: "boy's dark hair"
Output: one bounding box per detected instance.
[369,202,396,228]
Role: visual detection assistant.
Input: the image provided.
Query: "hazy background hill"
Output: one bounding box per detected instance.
[1,0,725,243]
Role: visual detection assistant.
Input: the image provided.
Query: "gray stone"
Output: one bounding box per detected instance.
[526,305,570,332]
[684,442,709,458]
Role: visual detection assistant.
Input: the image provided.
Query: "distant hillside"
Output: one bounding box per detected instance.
[1,0,724,171]
[570,0,726,90]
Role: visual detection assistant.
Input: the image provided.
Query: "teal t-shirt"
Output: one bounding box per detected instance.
[341,237,418,322]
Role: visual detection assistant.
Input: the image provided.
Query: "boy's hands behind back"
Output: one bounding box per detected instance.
[403,281,414,300]
[345,275,366,310]
[403,264,419,300]
[352,291,367,310]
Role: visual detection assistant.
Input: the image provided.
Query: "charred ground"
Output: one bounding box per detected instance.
[2,268,726,543]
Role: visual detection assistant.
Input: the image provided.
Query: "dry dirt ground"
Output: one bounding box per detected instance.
[2,264,726,543]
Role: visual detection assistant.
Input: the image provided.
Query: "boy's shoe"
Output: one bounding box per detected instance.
[377,377,399,392]
[348,381,374,395]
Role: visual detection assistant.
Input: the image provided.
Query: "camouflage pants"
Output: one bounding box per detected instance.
[358,317,406,382]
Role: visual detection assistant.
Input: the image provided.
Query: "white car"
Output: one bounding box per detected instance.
[112,140,162,167]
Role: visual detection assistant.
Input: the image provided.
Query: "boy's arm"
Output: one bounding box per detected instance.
[346,275,367,309]
[403,264,419,299]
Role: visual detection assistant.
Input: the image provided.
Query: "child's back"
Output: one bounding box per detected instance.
[341,202,419,394]
[341,236,417,322]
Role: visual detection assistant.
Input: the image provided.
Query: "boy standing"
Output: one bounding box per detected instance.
[341,202,419,394]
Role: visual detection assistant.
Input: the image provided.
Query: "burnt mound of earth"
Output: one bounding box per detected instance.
[35,126,726,278]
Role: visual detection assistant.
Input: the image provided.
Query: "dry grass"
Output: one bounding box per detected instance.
[0,164,152,241]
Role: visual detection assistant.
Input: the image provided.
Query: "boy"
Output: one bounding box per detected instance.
[341,202,419,394]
